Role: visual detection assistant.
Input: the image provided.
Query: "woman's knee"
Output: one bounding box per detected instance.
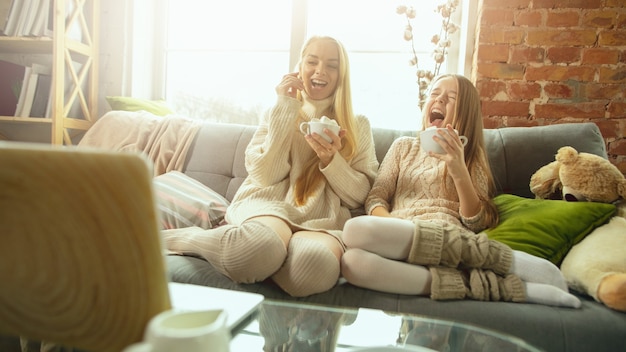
[221,221,287,283]
[272,237,340,297]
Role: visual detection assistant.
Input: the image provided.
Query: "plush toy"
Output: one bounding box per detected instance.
[530,146,626,312]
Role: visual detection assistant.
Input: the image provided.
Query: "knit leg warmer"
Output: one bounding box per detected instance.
[429,267,526,302]
[407,221,513,275]
[163,221,287,283]
[466,269,526,302]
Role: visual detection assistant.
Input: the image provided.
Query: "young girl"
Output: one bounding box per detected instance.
[163,36,379,297]
[340,74,580,307]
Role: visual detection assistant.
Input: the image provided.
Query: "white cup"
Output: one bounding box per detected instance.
[122,309,230,352]
[420,127,468,154]
[299,121,340,143]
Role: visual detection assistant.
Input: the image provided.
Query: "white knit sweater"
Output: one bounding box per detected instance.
[225,94,379,239]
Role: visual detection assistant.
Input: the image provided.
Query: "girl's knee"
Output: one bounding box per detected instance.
[342,217,371,247]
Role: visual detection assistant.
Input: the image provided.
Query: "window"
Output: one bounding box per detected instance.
[158,0,470,130]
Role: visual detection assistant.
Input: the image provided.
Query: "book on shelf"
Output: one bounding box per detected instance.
[14,65,32,117]
[12,0,33,37]
[1,0,22,36]
[30,65,51,117]
[0,59,26,116]
[1,0,52,37]
[30,0,50,36]
[19,0,39,36]
[15,63,51,118]
[0,0,12,35]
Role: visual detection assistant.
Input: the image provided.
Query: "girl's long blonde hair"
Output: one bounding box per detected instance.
[294,36,358,206]
[423,74,499,227]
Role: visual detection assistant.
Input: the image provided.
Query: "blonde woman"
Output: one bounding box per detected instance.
[341,74,581,307]
[164,36,378,297]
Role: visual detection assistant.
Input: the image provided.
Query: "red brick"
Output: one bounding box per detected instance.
[533,0,603,9]
[535,102,607,119]
[482,116,505,129]
[527,29,597,46]
[482,9,515,26]
[511,46,545,63]
[478,63,525,80]
[482,100,530,117]
[607,0,626,9]
[585,83,626,100]
[479,28,525,45]
[609,138,626,155]
[476,80,508,99]
[617,13,626,29]
[583,10,617,29]
[478,44,509,62]
[482,0,532,9]
[546,47,581,64]
[515,11,543,27]
[582,48,620,65]
[599,67,626,83]
[598,30,626,46]
[609,102,626,118]
[509,82,542,100]
[596,119,620,139]
[505,117,540,127]
[546,11,580,28]
[544,83,575,99]
[525,66,596,82]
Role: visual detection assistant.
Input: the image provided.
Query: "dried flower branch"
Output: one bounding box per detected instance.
[397,1,459,110]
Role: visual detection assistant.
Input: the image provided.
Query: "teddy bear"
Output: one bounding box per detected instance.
[529,146,626,312]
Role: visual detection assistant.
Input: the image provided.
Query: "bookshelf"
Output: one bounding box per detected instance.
[0,0,99,145]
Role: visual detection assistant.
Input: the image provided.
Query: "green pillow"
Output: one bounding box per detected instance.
[106,96,174,116]
[485,194,616,266]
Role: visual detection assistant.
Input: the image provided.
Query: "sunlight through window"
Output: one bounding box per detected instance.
[162,0,462,130]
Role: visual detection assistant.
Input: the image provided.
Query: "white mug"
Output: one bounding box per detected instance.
[122,309,230,352]
[420,127,468,154]
[299,121,340,143]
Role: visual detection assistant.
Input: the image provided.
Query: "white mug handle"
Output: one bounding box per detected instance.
[299,122,310,135]
[459,135,468,146]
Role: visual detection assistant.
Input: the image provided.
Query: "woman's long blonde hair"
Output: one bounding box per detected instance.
[423,74,499,226]
[294,36,358,206]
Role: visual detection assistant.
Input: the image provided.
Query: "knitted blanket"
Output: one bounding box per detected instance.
[79,110,202,176]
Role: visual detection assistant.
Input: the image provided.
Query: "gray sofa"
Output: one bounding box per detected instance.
[167,121,626,352]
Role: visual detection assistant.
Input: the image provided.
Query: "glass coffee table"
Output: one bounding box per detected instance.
[229,300,541,351]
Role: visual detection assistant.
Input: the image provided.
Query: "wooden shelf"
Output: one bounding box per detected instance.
[0,0,99,145]
[0,116,53,124]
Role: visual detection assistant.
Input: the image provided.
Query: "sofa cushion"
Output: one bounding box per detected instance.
[485,194,616,265]
[154,171,229,229]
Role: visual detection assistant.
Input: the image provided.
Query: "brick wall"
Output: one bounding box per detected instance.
[473,0,626,172]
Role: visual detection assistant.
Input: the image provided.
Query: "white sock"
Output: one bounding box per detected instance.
[510,250,568,291]
[524,282,581,308]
